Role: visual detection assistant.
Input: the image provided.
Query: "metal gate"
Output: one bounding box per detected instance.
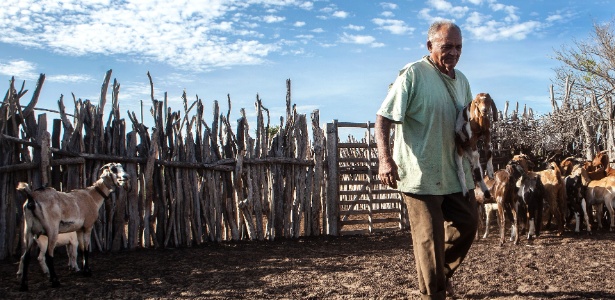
[326,120,408,236]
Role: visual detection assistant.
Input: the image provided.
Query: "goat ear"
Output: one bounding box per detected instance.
[100,163,111,172]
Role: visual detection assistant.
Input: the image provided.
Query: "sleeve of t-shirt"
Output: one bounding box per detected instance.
[377,67,412,123]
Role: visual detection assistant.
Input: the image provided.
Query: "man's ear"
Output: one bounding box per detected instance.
[427,40,432,51]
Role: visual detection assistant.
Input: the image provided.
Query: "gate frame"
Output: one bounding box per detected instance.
[325,120,407,236]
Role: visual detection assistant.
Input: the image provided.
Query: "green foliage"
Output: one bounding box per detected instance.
[267,125,280,137]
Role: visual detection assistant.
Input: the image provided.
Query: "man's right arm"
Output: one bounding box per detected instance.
[375,114,400,189]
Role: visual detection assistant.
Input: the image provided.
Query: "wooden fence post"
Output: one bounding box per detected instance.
[326,120,339,236]
[311,110,324,236]
[126,132,140,249]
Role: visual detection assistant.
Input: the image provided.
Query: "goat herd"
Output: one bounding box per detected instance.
[474,151,615,247]
[453,93,614,248]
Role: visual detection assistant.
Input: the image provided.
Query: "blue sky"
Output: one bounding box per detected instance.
[0,0,614,130]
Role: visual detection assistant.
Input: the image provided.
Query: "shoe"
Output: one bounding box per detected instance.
[445,277,456,299]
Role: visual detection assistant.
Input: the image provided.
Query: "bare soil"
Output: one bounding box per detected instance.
[1,226,615,300]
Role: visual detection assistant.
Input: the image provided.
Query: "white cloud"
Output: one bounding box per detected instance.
[0,0,551,73]
[489,2,519,22]
[47,74,94,83]
[373,18,414,35]
[498,21,541,39]
[430,0,453,11]
[318,4,348,19]
[465,20,542,41]
[0,0,313,71]
[0,59,93,83]
[296,34,314,39]
[381,11,394,18]
[380,2,398,10]
[0,59,38,80]
[464,0,483,5]
[340,32,376,45]
[546,15,563,22]
[428,0,469,18]
[332,11,349,18]
[419,0,543,42]
[298,1,314,10]
[345,24,364,31]
[262,15,286,23]
[466,11,483,26]
[418,8,447,24]
[320,6,334,14]
[459,1,543,41]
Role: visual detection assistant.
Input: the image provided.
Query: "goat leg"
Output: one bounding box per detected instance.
[581,199,593,234]
[80,248,92,276]
[44,252,61,288]
[455,152,469,196]
[18,248,31,292]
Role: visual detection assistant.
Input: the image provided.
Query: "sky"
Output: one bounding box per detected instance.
[0,0,614,133]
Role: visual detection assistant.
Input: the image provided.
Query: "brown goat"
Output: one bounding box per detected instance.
[578,150,611,180]
[490,161,525,245]
[455,93,498,198]
[560,156,584,177]
[17,163,130,291]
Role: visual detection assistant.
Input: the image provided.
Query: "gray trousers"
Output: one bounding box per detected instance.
[402,192,478,300]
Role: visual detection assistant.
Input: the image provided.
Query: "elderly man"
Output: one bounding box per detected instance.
[376,20,478,300]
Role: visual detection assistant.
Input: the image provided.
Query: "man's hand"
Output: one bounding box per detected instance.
[378,157,400,189]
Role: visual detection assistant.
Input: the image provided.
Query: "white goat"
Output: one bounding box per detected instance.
[17,163,130,291]
[17,232,80,278]
[455,93,498,198]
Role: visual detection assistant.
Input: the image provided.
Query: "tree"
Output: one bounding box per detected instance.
[550,19,615,159]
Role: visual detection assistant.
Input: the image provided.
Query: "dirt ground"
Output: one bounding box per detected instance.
[1,225,615,300]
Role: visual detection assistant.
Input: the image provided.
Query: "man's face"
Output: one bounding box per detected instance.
[427,27,462,74]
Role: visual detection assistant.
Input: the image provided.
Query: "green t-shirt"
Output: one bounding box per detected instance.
[377,56,474,195]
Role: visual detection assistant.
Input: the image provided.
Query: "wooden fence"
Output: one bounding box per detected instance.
[0,72,329,260]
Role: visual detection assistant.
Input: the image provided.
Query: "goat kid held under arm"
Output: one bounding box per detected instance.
[455,93,498,198]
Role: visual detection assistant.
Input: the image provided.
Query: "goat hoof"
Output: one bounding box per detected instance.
[51,279,61,288]
[19,284,28,292]
[82,268,92,277]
